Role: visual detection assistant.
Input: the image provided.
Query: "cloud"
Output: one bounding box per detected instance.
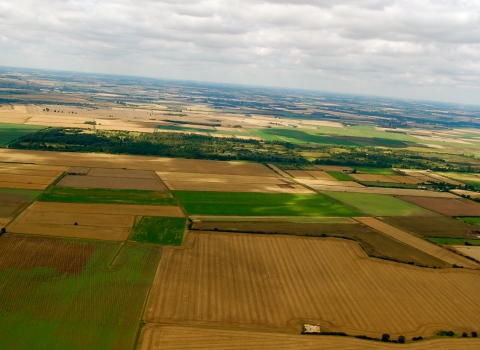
[0,0,479,104]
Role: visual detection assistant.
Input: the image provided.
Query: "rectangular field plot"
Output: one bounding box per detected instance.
[383,216,480,239]
[57,168,167,191]
[0,163,66,190]
[145,232,480,337]
[7,202,184,241]
[0,235,161,350]
[130,217,187,245]
[191,220,449,267]
[0,123,43,145]
[139,326,480,350]
[157,172,312,193]
[174,192,362,216]
[39,187,177,206]
[323,192,435,216]
[0,188,43,227]
[397,196,480,216]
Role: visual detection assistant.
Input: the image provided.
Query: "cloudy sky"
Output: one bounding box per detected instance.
[1,0,479,104]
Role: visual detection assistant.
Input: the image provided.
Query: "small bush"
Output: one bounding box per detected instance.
[1,227,6,234]
[462,332,468,338]
[381,334,390,342]
[472,331,478,338]
[437,330,455,337]
[398,335,406,343]
[412,336,423,341]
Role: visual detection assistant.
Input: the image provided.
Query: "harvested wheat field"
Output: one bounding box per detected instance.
[139,325,479,350]
[158,172,312,193]
[296,178,364,188]
[0,149,276,176]
[7,202,183,241]
[0,163,65,190]
[454,246,480,261]
[286,170,336,181]
[397,196,480,216]
[57,175,166,191]
[354,217,478,269]
[145,231,480,338]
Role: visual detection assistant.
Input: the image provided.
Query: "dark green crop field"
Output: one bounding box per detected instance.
[130,216,187,245]
[0,123,44,145]
[173,191,362,216]
[38,187,177,206]
[0,235,161,350]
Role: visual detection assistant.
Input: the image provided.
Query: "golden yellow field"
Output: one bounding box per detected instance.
[0,162,66,190]
[145,231,480,338]
[139,325,479,350]
[7,202,183,241]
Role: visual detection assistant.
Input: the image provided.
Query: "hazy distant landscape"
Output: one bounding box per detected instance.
[0,67,480,349]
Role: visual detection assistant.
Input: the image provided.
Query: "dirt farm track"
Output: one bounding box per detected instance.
[145,232,480,338]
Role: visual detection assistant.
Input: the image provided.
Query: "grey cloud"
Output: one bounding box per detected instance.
[0,0,479,104]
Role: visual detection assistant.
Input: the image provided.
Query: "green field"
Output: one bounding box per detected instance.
[249,125,416,147]
[327,171,354,181]
[130,217,186,245]
[354,167,397,175]
[38,187,177,206]
[323,192,433,216]
[173,191,362,216]
[0,236,161,350]
[0,123,44,145]
[459,217,480,226]
[427,238,480,246]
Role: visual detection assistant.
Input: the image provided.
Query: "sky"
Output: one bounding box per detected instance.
[1,0,479,104]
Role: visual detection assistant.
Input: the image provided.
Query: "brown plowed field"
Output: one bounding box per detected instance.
[0,149,276,176]
[383,216,480,239]
[191,221,449,267]
[7,202,183,241]
[25,201,184,217]
[66,166,91,174]
[88,168,157,178]
[57,174,167,191]
[354,217,478,269]
[139,325,480,350]
[386,176,420,184]
[145,231,480,337]
[285,170,315,178]
[314,165,353,172]
[397,196,480,216]
[286,170,336,181]
[0,235,95,274]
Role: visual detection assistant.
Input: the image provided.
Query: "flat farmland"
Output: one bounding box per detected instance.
[397,196,480,216]
[57,169,167,191]
[0,149,277,176]
[454,246,480,261]
[39,187,177,206]
[157,172,312,193]
[0,123,43,145]
[191,220,449,267]
[0,162,65,190]
[0,235,161,350]
[350,174,401,183]
[383,216,480,239]
[139,326,480,350]
[308,185,458,197]
[145,232,480,337]
[174,191,362,216]
[355,217,478,269]
[130,217,187,245]
[324,192,435,216]
[0,188,42,224]
[7,202,183,241]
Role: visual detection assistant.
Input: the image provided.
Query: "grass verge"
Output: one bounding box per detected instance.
[130,217,186,245]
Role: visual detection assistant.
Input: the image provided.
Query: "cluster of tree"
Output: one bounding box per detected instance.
[7,127,478,171]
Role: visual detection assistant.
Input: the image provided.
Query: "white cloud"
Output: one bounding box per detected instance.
[0,0,479,104]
